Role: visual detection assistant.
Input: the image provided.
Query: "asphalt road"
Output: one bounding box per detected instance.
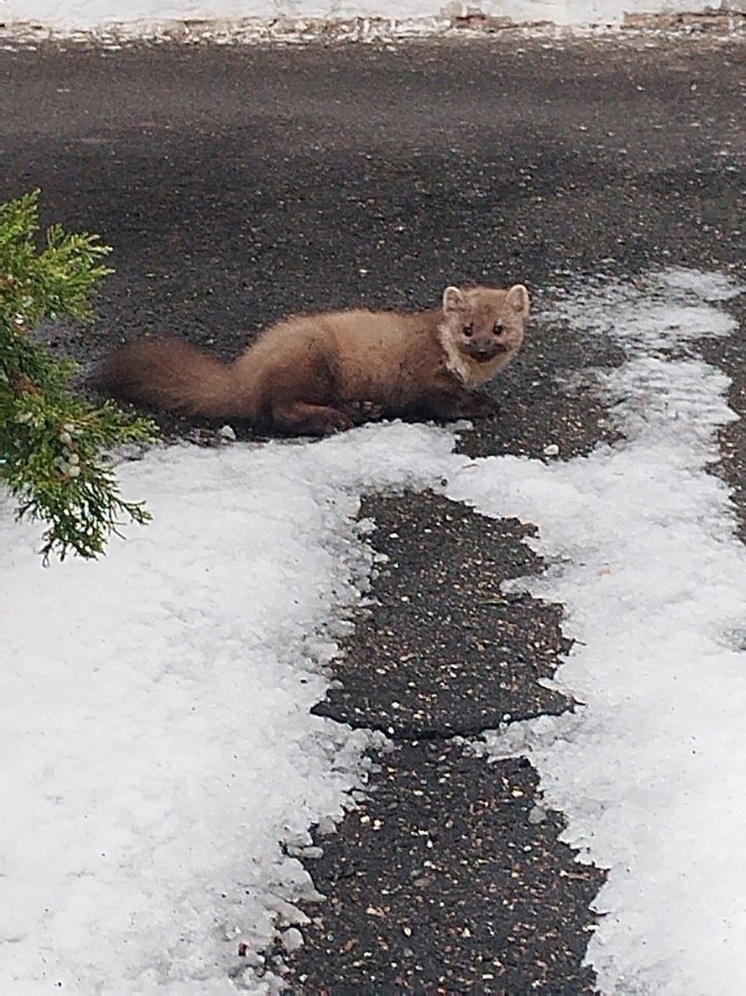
[2,29,744,992]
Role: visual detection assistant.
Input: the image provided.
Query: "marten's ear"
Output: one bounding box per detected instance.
[442,286,467,315]
[506,284,530,317]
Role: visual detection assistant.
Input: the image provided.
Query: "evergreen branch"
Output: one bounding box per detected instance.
[0,190,156,560]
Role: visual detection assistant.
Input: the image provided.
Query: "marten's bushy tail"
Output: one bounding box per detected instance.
[93,338,244,418]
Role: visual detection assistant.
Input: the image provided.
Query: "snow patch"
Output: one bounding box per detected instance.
[450,272,746,995]
[0,423,456,992]
[1,269,744,993]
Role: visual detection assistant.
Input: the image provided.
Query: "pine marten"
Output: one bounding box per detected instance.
[95,283,529,436]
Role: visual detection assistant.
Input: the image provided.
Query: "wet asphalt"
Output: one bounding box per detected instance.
[1,30,744,992]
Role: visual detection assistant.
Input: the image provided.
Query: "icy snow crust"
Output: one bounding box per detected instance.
[0,428,455,992]
[461,269,746,995]
[0,268,743,992]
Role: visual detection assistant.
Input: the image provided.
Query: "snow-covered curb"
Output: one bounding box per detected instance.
[1,10,744,48]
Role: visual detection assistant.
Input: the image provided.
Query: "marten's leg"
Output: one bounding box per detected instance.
[344,399,385,424]
[271,401,353,436]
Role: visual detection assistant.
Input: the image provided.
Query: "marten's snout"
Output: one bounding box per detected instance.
[471,344,507,362]
[462,333,509,362]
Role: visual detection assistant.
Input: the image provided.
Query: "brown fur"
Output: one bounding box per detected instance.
[94,284,529,436]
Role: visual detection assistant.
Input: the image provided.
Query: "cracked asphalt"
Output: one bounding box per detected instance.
[2,29,744,992]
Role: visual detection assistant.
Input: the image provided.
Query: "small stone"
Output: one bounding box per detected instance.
[315,815,337,837]
[543,443,560,457]
[528,804,548,824]
[218,424,236,441]
[412,874,435,888]
[281,927,304,953]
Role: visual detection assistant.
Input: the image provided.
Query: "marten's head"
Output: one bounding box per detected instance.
[438,284,530,386]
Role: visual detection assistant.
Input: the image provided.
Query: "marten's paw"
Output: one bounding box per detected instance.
[319,409,355,434]
[272,402,353,436]
[347,399,385,424]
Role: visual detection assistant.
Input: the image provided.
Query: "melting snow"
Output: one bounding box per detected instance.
[0,427,454,992]
[0,268,743,993]
[453,269,746,995]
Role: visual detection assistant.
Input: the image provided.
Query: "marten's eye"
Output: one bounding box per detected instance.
[493,322,504,336]
[462,324,474,337]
